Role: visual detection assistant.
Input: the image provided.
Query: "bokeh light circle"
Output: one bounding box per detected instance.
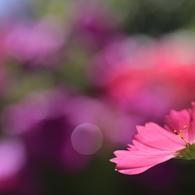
[71,123,103,155]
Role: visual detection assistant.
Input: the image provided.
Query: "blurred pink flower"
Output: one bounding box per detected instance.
[3,19,63,69]
[88,33,195,123]
[87,36,138,87]
[2,87,139,176]
[0,138,26,193]
[69,1,120,51]
[3,87,138,152]
[110,102,195,175]
[2,88,92,172]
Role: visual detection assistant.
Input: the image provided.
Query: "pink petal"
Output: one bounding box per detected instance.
[133,123,185,152]
[118,166,154,175]
[188,102,195,144]
[164,103,195,144]
[110,150,174,175]
[164,109,191,142]
[127,144,138,151]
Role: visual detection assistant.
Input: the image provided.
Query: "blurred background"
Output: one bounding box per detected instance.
[1,0,195,194]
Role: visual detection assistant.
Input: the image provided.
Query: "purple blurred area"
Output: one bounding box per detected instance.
[0,0,195,194]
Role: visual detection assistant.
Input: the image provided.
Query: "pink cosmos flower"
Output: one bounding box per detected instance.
[110,102,195,175]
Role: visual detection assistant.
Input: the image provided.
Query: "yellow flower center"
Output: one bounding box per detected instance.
[174,125,188,144]
[174,125,195,160]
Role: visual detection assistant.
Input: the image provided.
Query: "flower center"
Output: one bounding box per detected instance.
[174,125,195,160]
[174,125,188,143]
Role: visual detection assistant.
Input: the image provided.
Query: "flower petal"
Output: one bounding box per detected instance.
[164,109,191,142]
[127,144,138,151]
[133,123,185,152]
[110,150,174,175]
[188,102,195,144]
